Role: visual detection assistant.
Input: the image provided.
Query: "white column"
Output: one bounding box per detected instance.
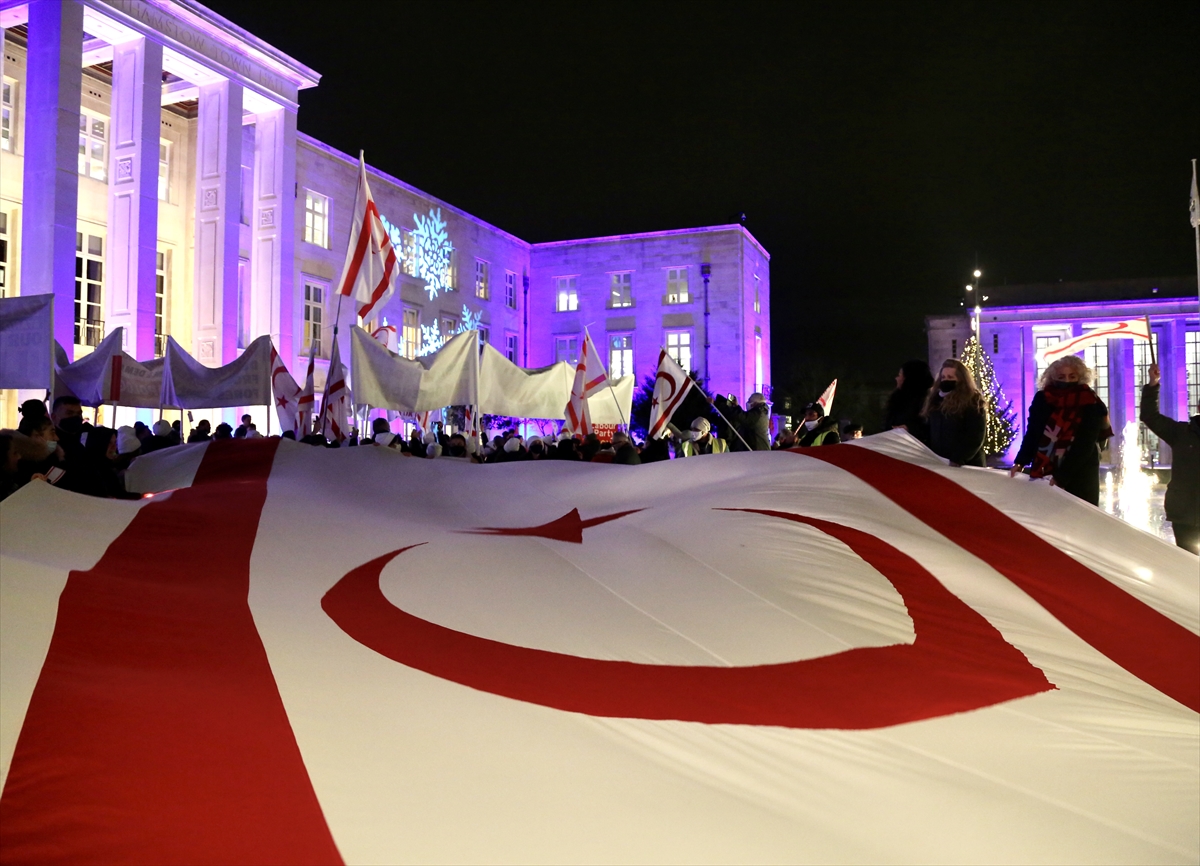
[192,79,242,365]
[105,36,162,361]
[249,105,297,362]
[20,0,83,359]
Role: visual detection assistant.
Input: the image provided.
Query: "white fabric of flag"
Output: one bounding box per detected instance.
[332,157,400,324]
[351,327,479,413]
[270,345,303,436]
[647,348,696,439]
[478,344,633,423]
[1190,160,1199,229]
[2,431,1195,865]
[1035,318,1152,362]
[161,335,272,410]
[317,333,351,442]
[817,378,838,416]
[0,294,54,390]
[298,342,317,437]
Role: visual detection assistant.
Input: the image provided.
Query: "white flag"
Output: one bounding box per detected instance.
[647,348,696,439]
[317,334,351,442]
[333,156,401,324]
[817,378,838,416]
[270,344,302,436]
[1190,159,1199,229]
[1036,318,1152,362]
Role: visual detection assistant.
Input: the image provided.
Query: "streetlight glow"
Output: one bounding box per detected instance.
[973,269,982,278]
[966,284,974,291]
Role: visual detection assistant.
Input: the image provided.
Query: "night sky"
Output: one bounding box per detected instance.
[207,0,1199,395]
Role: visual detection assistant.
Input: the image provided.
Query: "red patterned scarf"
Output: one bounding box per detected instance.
[1029,383,1100,479]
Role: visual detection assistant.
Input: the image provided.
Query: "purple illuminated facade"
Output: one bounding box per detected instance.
[926,277,1200,464]
[0,0,770,428]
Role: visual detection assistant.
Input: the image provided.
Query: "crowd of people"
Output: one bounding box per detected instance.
[3,359,1196,553]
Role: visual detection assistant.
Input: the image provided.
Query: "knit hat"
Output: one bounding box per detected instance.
[503,437,523,453]
[426,443,443,458]
[690,417,711,436]
[116,425,141,455]
[152,419,172,436]
[747,392,767,407]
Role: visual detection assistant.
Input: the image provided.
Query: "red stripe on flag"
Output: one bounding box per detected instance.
[800,445,1200,712]
[337,198,377,298]
[109,354,122,402]
[0,439,343,864]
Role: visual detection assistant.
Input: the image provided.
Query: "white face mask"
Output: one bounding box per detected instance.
[44,439,59,455]
[804,419,820,431]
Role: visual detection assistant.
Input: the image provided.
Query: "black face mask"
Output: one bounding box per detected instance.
[938,380,957,393]
[448,445,466,458]
[1049,379,1074,388]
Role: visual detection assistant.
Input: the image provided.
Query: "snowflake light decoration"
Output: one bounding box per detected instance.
[460,305,482,333]
[417,323,445,357]
[412,208,453,300]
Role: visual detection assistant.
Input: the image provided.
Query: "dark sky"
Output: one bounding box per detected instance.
[207,0,1200,383]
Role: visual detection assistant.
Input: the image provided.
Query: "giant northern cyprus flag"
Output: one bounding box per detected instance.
[0,433,1196,864]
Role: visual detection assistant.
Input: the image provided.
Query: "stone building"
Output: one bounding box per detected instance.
[0,0,769,426]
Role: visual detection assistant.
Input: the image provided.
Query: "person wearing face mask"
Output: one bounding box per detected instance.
[1011,355,1112,505]
[14,414,65,487]
[680,417,728,456]
[921,360,986,467]
[1140,363,1199,553]
[796,402,840,447]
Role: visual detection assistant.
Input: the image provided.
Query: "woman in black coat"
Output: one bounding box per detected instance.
[1011,356,1111,505]
[884,360,934,442]
[921,359,986,466]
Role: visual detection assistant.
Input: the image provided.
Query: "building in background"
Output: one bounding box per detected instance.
[926,277,1199,464]
[0,0,769,427]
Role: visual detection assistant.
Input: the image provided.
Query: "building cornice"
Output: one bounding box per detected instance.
[531,224,770,260]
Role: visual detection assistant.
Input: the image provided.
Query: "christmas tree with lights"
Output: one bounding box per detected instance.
[959,335,1018,457]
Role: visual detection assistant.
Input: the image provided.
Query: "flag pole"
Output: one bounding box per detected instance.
[1192,158,1199,303]
[1144,315,1156,366]
[709,398,753,452]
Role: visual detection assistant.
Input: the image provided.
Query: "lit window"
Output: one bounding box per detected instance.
[0,212,9,297]
[1081,331,1109,409]
[1033,328,1070,380]
[556,276,578,312]
[440,314,457,337]
[755,334,763,394]
[753,274,760,314]
[303,279,325,356]
[447,249,458,291]
[475,259,489,299]
[155,250,169,357]
[75,232,104,347]
[505,271,517,309]
[1186,330,1200,412]
[666,268,689,304]
[401,308,419,359]
[610,272,633,308]
[401,227,417,276]
[665,330,692,373]
[506,333,519,363]
[304,190,329,248]
[78,110,108,182]
[158,140,171,202]
[1,79,14,152]
[555,336,579,365]
[609,334,633,379]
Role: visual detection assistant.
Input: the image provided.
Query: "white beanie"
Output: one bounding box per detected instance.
[426,443,443,458]
[152,419,172,436]
[503,437,522,453]
[423,431,437,445]
[116,426,141,455]
[691,417,711,436]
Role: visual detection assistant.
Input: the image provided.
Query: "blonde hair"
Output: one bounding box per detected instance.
[1039,355,1093,390]
[922,359,986,418]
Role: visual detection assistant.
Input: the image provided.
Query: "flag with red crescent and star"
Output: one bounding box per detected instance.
[1,432,1196,864]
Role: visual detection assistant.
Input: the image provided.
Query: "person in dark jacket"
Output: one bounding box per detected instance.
[734,392,771,451]
[884,359,934,442]
[1011,356,1111,505]
[1141,363,1199,554]
[921,359,986,466]
[796,402,840,447]
[61,426,127,499]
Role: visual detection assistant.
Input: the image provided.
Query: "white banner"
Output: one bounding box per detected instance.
[351,326,478,412]
[479,342,634,423]
[53,327,123,406]
[161,335,272,410]
[0,294,54,390]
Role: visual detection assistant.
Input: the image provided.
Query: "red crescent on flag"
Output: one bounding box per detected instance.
[322,511,1054,729]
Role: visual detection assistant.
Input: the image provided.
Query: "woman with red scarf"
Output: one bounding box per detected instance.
[1010,356,1113,505]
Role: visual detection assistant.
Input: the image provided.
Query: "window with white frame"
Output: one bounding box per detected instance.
[75,232,104,347]
[506,333,519,363]
[0,211,9,297]
[475,259,489,299]
[1134,332,1160,389]
[303,279,325,356]
[556,276,578,311]
[304,190,329,248]
[666,268,689,304]
[1033,327,1071,381]
[479,326,489,347]
[78,110,108,182]
[158,140,171,202]
[1,78,14,152]
[401,308,418,359]
[755,333,763,394]
[610,272,633,308]
[1081,331,1108,408]
[440,314,457,337]
[665,330,692,373]
[555,336,579,365]
[154,250,169,357]
[753,274,760,313]
[1186,329,1200,413]
[609,333,633,379]
[447,249,458,290]
[401,228,417,276]
[505,271,517,308]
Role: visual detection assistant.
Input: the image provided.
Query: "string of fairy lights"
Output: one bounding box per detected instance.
[960,335,1018,456]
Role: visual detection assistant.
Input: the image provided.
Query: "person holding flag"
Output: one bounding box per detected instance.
[795,400,841,447]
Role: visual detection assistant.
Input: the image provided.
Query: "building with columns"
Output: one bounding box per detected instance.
[0,0,770,427]
[925,277,1199,465]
